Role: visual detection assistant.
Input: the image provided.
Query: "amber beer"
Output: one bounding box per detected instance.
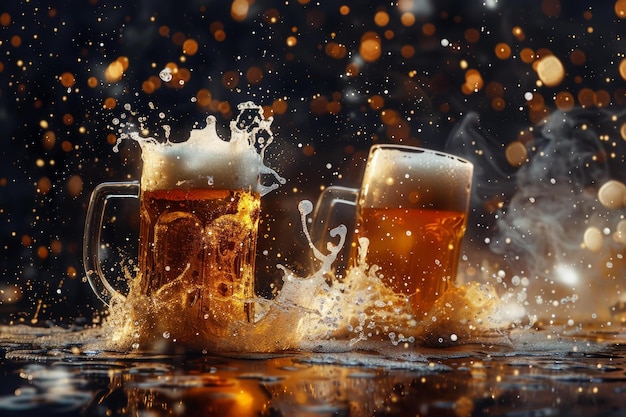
[138,188,260,323]
[352,207,467,312]
[349,145,473,316]
[83,104,285,350]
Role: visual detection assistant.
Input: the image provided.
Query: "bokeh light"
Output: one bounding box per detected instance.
[535,55,565,87]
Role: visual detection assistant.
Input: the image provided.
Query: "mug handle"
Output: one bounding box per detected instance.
[83,181,140,305]
[309,186,359,278]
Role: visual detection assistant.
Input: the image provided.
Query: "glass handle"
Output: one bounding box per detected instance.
[309,186,359,277]
[83,181,140,306]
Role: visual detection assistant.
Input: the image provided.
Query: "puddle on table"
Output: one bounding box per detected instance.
[1,324,624,417]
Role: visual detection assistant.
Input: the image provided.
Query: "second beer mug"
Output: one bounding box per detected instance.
[312,145,473,316]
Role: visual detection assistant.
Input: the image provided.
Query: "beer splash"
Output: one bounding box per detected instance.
[99,102,522,354]
[102,199,521,354]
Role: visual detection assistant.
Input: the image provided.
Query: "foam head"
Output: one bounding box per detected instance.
[139,115,262,192]
[360,145,474,212]
[131,102,285,195]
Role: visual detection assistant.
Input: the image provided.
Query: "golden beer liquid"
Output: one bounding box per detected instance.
[138,188,260,324]
[351,207,467,316]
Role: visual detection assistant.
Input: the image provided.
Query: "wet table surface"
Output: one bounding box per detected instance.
[0,324,625,417]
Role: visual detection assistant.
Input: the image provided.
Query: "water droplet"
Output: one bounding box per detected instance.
[298,200,313,216]
[159,68,173,82]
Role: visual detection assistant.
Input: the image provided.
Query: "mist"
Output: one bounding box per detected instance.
[450,108,626,323]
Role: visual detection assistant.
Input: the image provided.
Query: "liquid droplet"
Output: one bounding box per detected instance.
[159,68,173,82]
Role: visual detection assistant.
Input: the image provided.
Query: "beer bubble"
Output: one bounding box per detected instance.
[162,332,170,339]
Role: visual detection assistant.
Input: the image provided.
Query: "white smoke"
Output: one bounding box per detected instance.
[448,109,626,323]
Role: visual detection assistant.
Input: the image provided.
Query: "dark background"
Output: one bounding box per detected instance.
[1,0,624,325]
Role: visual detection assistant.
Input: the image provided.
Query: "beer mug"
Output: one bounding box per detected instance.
[312,145,473,316]
[83,113,280,346]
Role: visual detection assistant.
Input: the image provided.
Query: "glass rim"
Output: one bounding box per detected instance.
[369,144,473,167]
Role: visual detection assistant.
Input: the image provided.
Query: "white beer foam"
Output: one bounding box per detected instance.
[131,101,285,195]
[140,115,262,192]
[362,146,474,210]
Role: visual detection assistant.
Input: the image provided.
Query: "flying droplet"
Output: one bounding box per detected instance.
[298,200,313,216]
[159,67,173,82]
